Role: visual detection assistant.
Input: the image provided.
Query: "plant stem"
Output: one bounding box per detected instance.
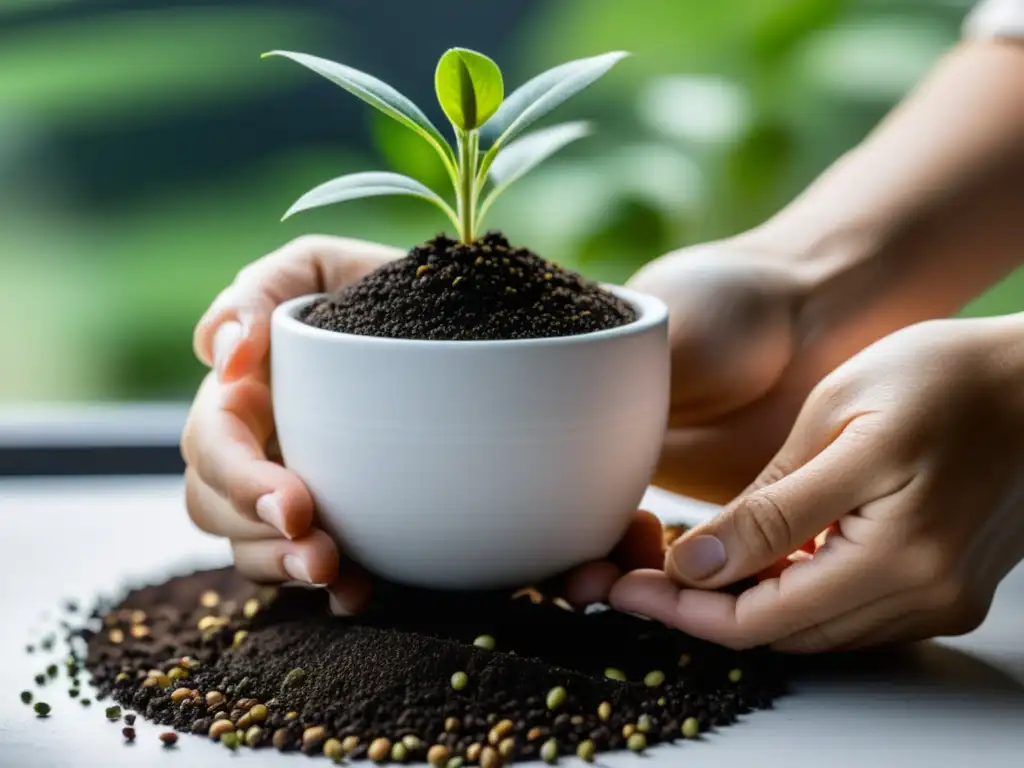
[456,129,479,243]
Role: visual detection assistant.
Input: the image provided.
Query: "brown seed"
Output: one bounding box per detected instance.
[342,735,360,753]
[303,726,327,750]
[510,587,543,604]
[498,738,516,760]
[129,624,150,639]
[488,719,514,745]
[200,590,220,608]
[236,713,253,729]
[324,737,344,761]
[444,716,461,733]
[160,732,178,747]
[466,743,482,762]
[209,719,234,739]
[170,687,191,704]
[480,746,502,768]
[527,727,544,742]
[428,744,450,767]
[272,728,291,751]
[108,628,124,644]
[205,691,225,709]
[368,737,391,762]
[243,598,261,618]
[246,726,264,748]
[122,726,136,742]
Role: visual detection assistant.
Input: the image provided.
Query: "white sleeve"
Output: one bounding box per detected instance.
[964,0,1024,40]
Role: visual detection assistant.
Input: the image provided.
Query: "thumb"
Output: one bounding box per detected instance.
[665,412,884,589]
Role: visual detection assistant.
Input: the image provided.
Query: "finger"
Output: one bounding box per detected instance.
[611,532,893,649]
[563,561,622,607]
[231,529,340,585]
[193,235,401,380]
[327,563,374,617]
[665,412,890,589]
[182,376,314,539]
[771,589,915,653]
[184,468,281,540]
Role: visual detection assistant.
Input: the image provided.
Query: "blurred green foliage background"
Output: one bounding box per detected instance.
[1,0,1015,404]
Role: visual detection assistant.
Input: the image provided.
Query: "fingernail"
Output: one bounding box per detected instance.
[256,493,292,539]
[283,554,312,583]
[670,534,726,582]
[213,321,243,380]
[328,592,353,617]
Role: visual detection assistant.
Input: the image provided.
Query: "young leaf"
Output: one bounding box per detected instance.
[476,121,592,229]
[434,47,503,131]
[263,50,455,170]
[282,171,459,230]
[479,51,628,150]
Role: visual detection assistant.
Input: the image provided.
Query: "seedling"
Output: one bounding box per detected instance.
[263,47,628,244]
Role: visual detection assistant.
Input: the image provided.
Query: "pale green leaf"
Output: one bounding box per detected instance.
[480,51,628,149]
[283,171,458,228]
[477,122,592,229]
[434,47,504,130]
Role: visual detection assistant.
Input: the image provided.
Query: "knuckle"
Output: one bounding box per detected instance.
[733,493,793,560]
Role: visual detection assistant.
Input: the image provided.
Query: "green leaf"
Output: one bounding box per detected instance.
[434,47,504,131]
[477,122,591,228]
[263,50,455,169]
[283,171,459,229]
[479,51,628,149]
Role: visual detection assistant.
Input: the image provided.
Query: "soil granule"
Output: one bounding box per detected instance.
[301,232,638,340]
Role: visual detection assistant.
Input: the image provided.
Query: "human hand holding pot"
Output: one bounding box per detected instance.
[612,317,1024,651]
[182,235,666,612]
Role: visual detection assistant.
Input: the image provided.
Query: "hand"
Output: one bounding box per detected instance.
[182,235,666,611]
[611,316,1024,651]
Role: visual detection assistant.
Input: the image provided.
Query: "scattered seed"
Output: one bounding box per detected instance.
[545,686,567,710]
[452,276,465,287]
[105,705,121,720]
[20,691,31,705]
[392,741,409,762]
[113,672,130,684]
[249,703,268,722]
[604,667,626,682]
[466,743,482,762]
[232,630,248,648]
[622,724,636,738]
[597,702,611,721]
[282,668,307,688]
[729,668,743,683]
[33,702,50,717]
[570,716,584,726]
[46,664,58,678]
[511,587,543,604]
[285,711,298,720]
[247,726,265,748]
[402,735,422,752]
[122,726,136,742]
[222,731,239,750]
[170,687,191,704]
[444,716,461,733]
[657,697,666,707]
[627,733,647,752]
[243,598,261,618]
[272,728,290,750]
[236,713,253,729]
[527,727,544,742]
[540,738,558,764]
[576,740,596,762]
[200,590,220,608]
[637,714,653,733]
[303,726,327,750]
[167,666,188,681]
[416,264,433,278]
[129,624,150,639]
[124,714,136,725]
[678,653,691,668]
[473,634,496,650]
[159,732,178,747]
[498,738,516,760]
[450,671,468,691]
[552,598,574,612]
[68,688,79,698]
[488,719,514,745]
[108,629,124,644]
[682,717,700,739]
[197,615,225,632]
[446,758,464,768]
[213,712,229,722]
[209,720,235,740]
[80,699,90,707]
[644,670,665,688]
[368,737,391,762]
[480,745,501,768]
[427,744,450,767]
[342,735,360,753]
[33,674,45,686]
[205,691,225,708]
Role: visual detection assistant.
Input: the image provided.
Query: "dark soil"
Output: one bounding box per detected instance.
[301,232,638,340]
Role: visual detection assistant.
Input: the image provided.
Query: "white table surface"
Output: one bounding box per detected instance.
[1,476,1022,767]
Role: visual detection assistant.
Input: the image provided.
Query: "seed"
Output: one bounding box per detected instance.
[729,668,743,683]
[122,726,136,742]
[473,635,496,650]
[81,699,90,706]
[450,671,468,690]
[323,737,343,760]
[213,712,229,722]
[342,735,360,753]
[125,714,136,725]
[657,697,666,707]
[545,686,567,710]
[368,737,391,762]
[392,742,409,762]
[681,717,700,739]
[576,740,596,762]
[105,705,121,720]
[149,672,171,688]
[33,674,45,686]
[46,664,58,678]
[604,667,626,682]
[20,691,31,705]
[570,716,583,726]
[167,667,188,681]
[283,668,307,688]
[552,597,573,612]
[488,718,514,745]
[247,726,265,748]
[402,735,422,752]
[108,629,124,644]
[498,737,516,760]
[474,256,484,266]
[222,731,239,750]
[200,590,220,608]
[427,744,450,767]
[232,630,248,648]
[637,715,653,733]
[206,690,225,708]
[285,711,298,720]
[129,624,150,639]
[466,743,482,762]
[237,713,253,729]
[540,738,558,764]
[33,702,50,717]
[416,264,432,278]
[170,688,191,703]
[160,732,178,747]
[621,724,636,738]
[209,720,235,739]
[511,586,543,604]
[197,615,224,632]
[677,653,691,668]
[114,672,130,684]
[527,727,543,742]
[68,688,79,698]
[597,702,611,721]
[480,746,501,768]
[273,728,290,750]
[243,598,261,618]
[644,670,665,688]
[452,276,465,287]
[446,759,464,768]
[303,726,327,750]
[249,703,268,722]
[444,716,461,733]
[129,609,146,624]
[627,733,647,752]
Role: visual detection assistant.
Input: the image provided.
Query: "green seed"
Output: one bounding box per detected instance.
[167,666,188,681]
[68,688,79,698]
[627,733,647,753]
[232,630,248,648]
[644,670,665,688]
[105,705,122,720]
[282,668,307,688]
[392,742,409,762]
[473,635,496,651]
[597,701,611,721]
[20,691,32,704]
[46,664,58,678]
[33,702,51,717]
[222,731,239,750]
[249,703,268,722]
[34,674,45,686]
[540,738,559,764]
[445,758,464,768]
[681,717,700,739]
[114,672,130,684]
[576,740,596,762]
[450,671,468,691]
[402,735,422,751]
[416,264,432,278]
[728,668,743,683]
[246,726,264,748]
[545,686,567,710]
[80,699,91,707]
[677,653,691,668]
[637,714,653,733]
[604,667,626,682]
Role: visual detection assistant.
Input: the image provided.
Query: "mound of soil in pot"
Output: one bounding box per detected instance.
[301,232,638,340]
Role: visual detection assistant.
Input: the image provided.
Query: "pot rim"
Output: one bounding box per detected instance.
[272,283,667,349]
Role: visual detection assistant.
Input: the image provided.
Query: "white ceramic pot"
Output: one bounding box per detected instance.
[271,285,670,590]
